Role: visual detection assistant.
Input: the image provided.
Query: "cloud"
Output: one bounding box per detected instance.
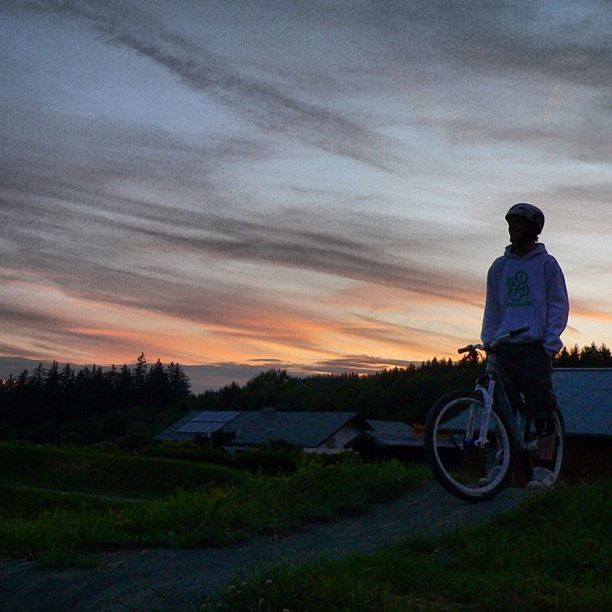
[1,0,609,370]
[0,302,66,330]
[397,0,612,89]
[412,112,612,166]
[10,0,405,174]
[1,103,484,331]
[184,354,424,392]
[302,355,417,374]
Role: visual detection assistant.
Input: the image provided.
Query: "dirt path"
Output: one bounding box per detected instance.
[0,482,528,611]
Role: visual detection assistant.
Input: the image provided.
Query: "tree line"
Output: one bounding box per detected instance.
[194,342,611,423]
[554,343,611,368]
[0,353,190,444]
[195,358,476,425]
[0,343,608,444]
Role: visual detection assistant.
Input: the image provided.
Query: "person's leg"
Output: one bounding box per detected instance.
[523,348,556,463]
[523,346,558,488]
[497,343,557,488]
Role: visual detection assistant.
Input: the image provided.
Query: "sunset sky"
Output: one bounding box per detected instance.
[1,1,611,388]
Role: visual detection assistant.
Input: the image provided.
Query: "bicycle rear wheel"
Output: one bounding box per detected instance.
[549,409,566,481]
[425,390,512,501]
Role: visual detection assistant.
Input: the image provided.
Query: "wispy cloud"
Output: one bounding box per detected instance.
[13,0,405,174]
[403,0,612,89]
[1,104,483,321]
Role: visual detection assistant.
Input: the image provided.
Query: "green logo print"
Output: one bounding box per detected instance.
[507,271,530,306]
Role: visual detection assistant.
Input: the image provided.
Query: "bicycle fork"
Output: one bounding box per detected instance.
[472,378,495,448]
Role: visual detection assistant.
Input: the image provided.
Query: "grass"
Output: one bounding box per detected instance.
[212,479,612,611]
[0,442,250,498]
[0,484,130,520]
[0,444,427,566]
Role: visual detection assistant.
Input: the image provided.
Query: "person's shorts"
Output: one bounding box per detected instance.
[496,342,556,417]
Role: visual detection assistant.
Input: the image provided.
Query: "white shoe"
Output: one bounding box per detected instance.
[527,466,555,490]
[478,465,502,486]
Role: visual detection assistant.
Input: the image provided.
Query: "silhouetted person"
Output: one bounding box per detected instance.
[481,203,569,489]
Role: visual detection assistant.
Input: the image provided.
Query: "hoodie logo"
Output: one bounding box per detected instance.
[506,271,532,307]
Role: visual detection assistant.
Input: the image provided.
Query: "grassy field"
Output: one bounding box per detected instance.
[0,442,427,566]
[211,479,612,611]
[0,442,250,498]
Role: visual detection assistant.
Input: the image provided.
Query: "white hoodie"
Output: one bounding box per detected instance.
[481,243,569,354]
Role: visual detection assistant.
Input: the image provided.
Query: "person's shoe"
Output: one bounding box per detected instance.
[527,466,555,491]
[478,465,502,486]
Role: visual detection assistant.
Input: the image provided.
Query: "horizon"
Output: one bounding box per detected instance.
[0,353,437,394]
[1,339,609,394]
[1,1,610,377]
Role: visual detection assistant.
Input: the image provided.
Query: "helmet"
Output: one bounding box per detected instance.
[505,203,545,234]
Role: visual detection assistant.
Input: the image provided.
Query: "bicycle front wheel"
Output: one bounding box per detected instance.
[425,391,512,501]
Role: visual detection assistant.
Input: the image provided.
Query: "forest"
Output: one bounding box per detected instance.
[0,343,609,445]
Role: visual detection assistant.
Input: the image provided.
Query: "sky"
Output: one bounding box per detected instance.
[1,0,611,389]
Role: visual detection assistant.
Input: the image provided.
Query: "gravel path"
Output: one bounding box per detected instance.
[0,482,528,611]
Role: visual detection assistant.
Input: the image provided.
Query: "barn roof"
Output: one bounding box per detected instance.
[365,419,418,447]
[220,410,371,447]
[155,410,240,440]
[553,369,612,437]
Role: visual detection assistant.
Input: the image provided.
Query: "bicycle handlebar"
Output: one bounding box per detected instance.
[457,326,529,354]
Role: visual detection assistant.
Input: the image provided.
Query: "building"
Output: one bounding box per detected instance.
[155,369,610,476]
[354,419,425,461]
[156,410,240,442]
[220,410,372,453]
[553,368,611,480]
[156,409,372,454]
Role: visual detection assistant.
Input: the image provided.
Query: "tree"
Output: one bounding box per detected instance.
[167,362,190,403]
[145,359,171,408]
[133,353,147,403]
[116,364,134,409]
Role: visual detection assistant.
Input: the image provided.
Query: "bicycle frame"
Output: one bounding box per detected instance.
[475,354,525,451]
[462,327,530,452]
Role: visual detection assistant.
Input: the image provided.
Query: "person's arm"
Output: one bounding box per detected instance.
[481,265,499,344]
[543,258,569,355]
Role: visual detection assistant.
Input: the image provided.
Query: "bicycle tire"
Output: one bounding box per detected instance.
[541,408,566,483]
[425,390,513,502]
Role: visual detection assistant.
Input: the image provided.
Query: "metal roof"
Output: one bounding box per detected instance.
[365,419,416,446]
[156,411,240,440]
[433,370,611,439]
[553,369,612,437]
[220,411,370,447]
[366,419,413,435]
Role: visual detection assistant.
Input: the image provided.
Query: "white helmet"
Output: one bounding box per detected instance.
[505,203,545,234]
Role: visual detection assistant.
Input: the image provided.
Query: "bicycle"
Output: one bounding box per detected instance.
[424,327,566,501]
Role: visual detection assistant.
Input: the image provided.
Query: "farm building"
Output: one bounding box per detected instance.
[553,368,611,480]
[354,419,425,461]
[156,410,240,442]
[156,409,374,454]
[220,410,372,453]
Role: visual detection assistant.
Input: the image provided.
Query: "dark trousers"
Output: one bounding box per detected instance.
[496,342,556,432]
